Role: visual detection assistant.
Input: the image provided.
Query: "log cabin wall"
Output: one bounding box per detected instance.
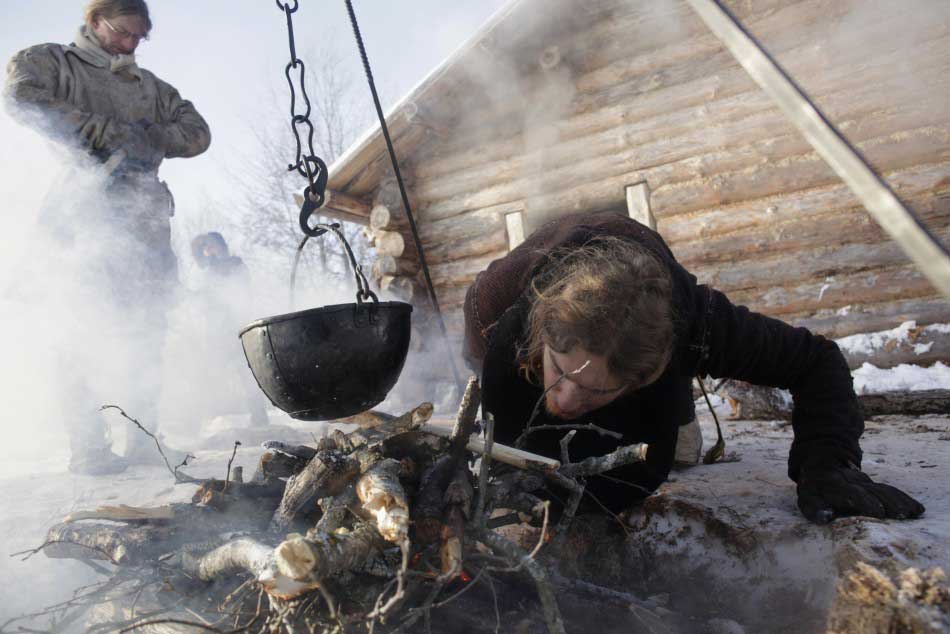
[341,0,950,372]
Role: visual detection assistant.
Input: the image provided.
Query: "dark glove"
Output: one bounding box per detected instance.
[796,456,925,524]
[111,121,164,170]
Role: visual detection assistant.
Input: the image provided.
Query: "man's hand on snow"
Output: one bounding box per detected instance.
[796,456,925,524]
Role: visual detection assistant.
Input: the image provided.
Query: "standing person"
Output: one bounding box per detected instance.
[464,210,925,524]
[4,0,211,474]
[190,231,269,427]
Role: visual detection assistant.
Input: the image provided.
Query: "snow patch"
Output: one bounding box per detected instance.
[852,361,950,394]
[836,320,917,356]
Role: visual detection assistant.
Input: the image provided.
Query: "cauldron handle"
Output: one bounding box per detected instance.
[293,205,378,306]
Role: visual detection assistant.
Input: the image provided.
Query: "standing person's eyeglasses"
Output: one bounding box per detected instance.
[101,18,149,43]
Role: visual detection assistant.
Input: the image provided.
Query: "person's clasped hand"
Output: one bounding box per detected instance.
[796,453,926,524]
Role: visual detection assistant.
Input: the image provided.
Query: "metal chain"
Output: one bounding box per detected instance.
[276,0,329,234]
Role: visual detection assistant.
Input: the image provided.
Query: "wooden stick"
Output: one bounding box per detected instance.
[62,505,175,524]
[422,421,561,470]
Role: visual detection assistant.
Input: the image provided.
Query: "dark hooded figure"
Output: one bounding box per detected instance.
[4,0,211,474]
[464,210,925,525]
[191,232,268,427]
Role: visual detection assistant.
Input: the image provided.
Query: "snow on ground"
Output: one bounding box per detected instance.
[0,361,947,628]
[853,361,950,393]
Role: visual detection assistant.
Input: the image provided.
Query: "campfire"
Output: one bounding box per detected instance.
[23,378,677,633]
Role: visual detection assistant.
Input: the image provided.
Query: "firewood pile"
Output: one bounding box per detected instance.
[24,378,679,634]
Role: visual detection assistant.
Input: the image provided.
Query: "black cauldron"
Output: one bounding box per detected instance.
[240,300,412,420]
[240,221,412,420]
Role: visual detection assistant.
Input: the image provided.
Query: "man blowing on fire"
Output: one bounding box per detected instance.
[464,210,925,524]
[4,0,210,474]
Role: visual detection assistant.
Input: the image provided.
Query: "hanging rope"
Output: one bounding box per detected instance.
[343,0,464,392]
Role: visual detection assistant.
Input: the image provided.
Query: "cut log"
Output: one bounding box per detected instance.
[441,468,474,577]
[292,190,371,226]
[828,563,950,634]
[271,450,360,532]
[369,204,408,232]
[373,229,420,261]
[372,254,419,280]
[182,537,321,600]
[271,523,386,584]
[44,522,171,564]
[379,275,417,302]
[356,458,411,543]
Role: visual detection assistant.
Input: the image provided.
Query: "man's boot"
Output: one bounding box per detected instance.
[69,445,129,476]
[68,411,128,476]
[674,418,703,466]
[124,428,192,468]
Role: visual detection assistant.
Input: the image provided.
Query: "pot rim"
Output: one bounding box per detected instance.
[238,300,413,337]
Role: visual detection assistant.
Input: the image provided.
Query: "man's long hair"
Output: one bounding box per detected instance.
[84,0,152,32]
[518,236,674,390]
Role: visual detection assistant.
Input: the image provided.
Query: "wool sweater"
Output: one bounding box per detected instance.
[464,211,863,510]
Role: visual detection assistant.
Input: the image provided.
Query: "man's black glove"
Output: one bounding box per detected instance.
[796,456,925,524]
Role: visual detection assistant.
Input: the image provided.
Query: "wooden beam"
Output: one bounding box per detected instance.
[292,190,371,227]
[685,0,950,296]
[506,211,526,250]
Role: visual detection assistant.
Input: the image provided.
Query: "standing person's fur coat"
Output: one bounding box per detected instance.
[4,0,211,474]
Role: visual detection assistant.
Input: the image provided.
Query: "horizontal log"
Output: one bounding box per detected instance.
[698,226,950,296]
[859,390,950,417]
[716,382,950,420]
[659,161,950,244]
[416,31,950,225]
[372,254,418,279]
[420,85,950,225]
[671,194,950,267]
[521,127,948,244]
[423,225,509,265]
[720,264,941,318]
[650,125,950,220]
[789,297,950,340]
[427,251,507,289]
[432,283,471,311]
[415,0,814,179]
[414,9,950,203]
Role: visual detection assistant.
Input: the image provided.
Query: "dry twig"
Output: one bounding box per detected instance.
[100,404,198,483]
